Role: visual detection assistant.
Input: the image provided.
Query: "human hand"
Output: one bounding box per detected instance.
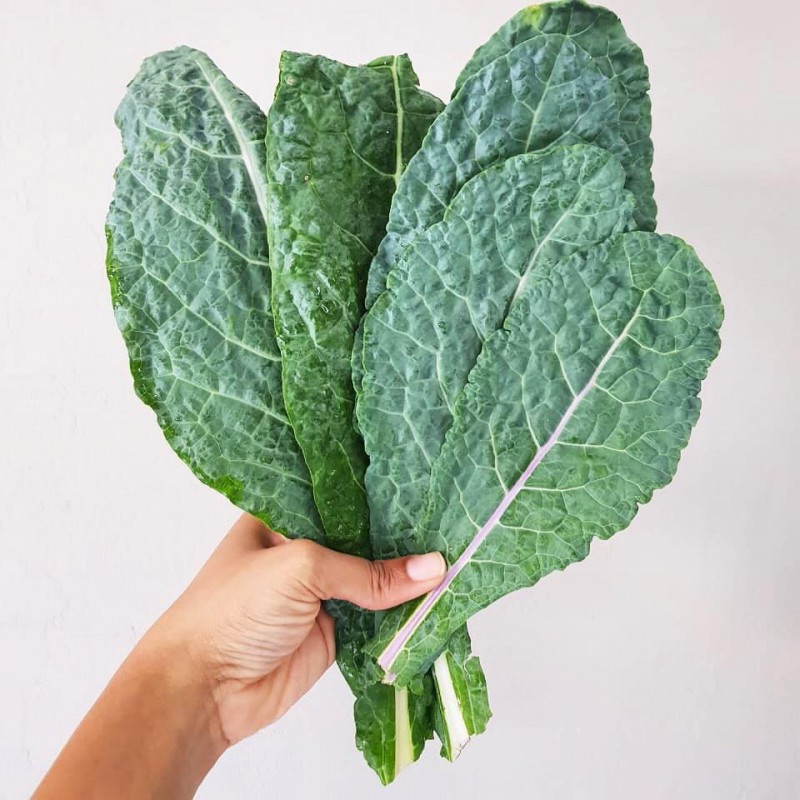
[33,513,447,800]
[142,513,447,749]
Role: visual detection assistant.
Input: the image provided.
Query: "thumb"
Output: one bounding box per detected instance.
[285,541,447,611]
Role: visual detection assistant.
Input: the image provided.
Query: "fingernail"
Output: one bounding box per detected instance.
[406,553,446,582]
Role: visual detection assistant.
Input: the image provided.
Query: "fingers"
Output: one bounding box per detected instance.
[280,540,447,611]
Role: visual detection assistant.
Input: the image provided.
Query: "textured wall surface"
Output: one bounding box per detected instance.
[1,0,797,797]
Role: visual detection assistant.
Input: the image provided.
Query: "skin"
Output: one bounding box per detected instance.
[32,513,447,800]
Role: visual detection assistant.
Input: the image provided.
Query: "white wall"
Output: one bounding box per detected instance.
[1,0,797,797]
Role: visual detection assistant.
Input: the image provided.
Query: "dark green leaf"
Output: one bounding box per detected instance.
[455,0,655,230]
[266,51,442,553]
[364,32,628,310]
[369,232,723,683]
[107,47,324,541]
[359,144,635,555]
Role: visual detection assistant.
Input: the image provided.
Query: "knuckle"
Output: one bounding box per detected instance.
[368,561,397,603]
[289,539,321,580]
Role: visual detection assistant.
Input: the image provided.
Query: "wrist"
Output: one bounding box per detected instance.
[131,619,230,763]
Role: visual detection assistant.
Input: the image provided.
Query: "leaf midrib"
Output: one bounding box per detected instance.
[192,55,270,229]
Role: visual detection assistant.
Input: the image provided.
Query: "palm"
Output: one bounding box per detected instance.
[168,516,338,745]
[215,612,335,744]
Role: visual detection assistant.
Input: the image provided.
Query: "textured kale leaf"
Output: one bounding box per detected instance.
[266,51,442,553]
[353,25,635,557]
[356,4,656,751]
[359,145,636,557]
[455,0,656,230]
[265,50,446,781]
[369,232,723,683]
[363,31,629,311]
[106,47,324,542]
